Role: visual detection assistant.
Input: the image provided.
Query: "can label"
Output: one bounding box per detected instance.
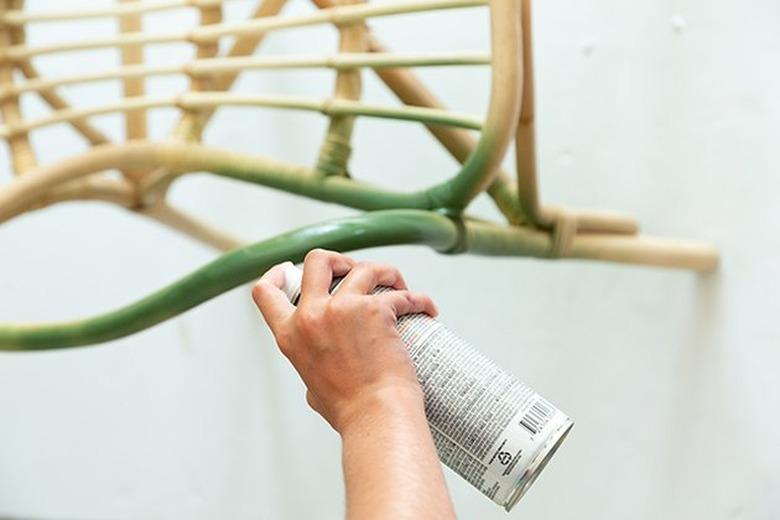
[396,313,572,509]
[279,265,572,510]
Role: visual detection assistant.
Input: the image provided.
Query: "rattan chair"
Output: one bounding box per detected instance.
[0,0,718,350]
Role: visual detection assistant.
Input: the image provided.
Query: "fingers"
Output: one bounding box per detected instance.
[337,262,407,295]
[300,249,356,305]
[374,290,438,318]
[252,262,295,331]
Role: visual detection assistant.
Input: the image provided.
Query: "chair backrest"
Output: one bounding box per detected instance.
[0,0,521,239]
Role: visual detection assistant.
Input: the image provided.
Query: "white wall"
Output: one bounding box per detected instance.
[1,0,779,518]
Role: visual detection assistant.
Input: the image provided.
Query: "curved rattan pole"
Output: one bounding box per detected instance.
[1,176,137,224]
[34,177,135,208]
[2,175,242,253]
[514,0,538,225]
[0,210,460,350]
[0,208,719,351]
[2,0,487,60]
[364,31,636,233]
[0,93,482,137]
[422,0,521,210]
[308,0,523,225]
[0,141,719,269]
[0,53,489,100]
[357,35,521,224]
[0,0,231,25]
[0,142,432,224]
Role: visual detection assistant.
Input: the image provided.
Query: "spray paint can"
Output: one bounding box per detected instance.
[280,264,572,511]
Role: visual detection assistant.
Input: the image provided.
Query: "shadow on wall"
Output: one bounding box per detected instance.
[646,270,759,517]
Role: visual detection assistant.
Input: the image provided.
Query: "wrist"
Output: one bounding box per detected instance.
[337,382,426,438]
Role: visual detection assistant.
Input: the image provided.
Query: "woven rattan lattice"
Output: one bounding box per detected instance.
[0,0,718,350]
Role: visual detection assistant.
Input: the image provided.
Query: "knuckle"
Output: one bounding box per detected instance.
[304,248,328,263]
[365,298,386,316]
[367,260,385,271]
[384,263,401,276]
[391,292,413,314]
[356,261,398,282]
[351,260,371,273]
[325,297,347,316]
[417,293,434,310]
[328,295,364,319]
[304,249,355,271]
[389,267,404,283]
[296,308,322,333]
[375,263,403,286]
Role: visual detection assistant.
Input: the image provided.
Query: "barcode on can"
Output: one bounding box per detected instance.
[519,399,554,436]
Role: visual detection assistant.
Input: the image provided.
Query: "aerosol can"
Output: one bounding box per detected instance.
[281,264,572,511]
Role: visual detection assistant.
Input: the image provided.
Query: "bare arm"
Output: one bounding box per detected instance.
[340,385,455,520]
[252,249,456,520]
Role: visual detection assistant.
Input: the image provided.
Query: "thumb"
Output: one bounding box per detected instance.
[252,262,295,332]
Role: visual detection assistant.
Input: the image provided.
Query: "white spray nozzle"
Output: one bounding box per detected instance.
[281,263,304,303]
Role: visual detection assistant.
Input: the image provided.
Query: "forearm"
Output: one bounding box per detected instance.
[340,385,456,520]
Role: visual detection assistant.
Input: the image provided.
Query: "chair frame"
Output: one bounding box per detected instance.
[0,0,718,350]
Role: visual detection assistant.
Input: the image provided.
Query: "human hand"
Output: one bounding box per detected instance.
[251,249,438,435]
